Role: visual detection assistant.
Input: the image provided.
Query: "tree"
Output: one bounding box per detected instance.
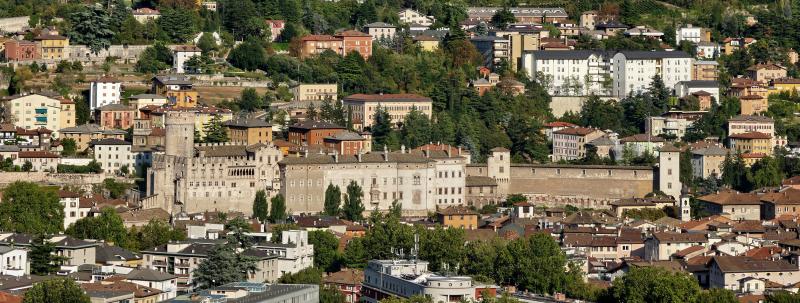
[239,88,264,112]
[766,291,800,303]
[253,190,269,223]
[193,244,257,289]
[127,219,185,251]
[22,160,32,171]
[65,207,128,245]
[135,42,173,73]
[269,194,287,223]
[203,115,229,143]
[320,286,346,303]
[0,181,64,234]
[220,0,259,40]
[370,106,394,151]
[342,181,364,222]
[22,278,90,303]
[227,39,267,71]
[601,267,702,303]
[197,32,217,55]
[490,7,516,30]
[68,6,114,54]
[61,138,77,156]
[309,230,341,272]
[29,234,67,275]
[697,288,738,303]
[158,9,197,43]
[400,108,432,149]
[324,184,342,216]
[278,267,323,284]
[102,178,129,199]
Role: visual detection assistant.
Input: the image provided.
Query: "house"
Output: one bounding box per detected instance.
[398,8,434,26]
[470,35,510,67]
[729,78,768,99]
[697,189,762,220]
[132,8,160,23]
[59,124,127,151]
[287,120,345,147]
[543,121,578,141]
[552,127,605,161]
[0,234,97,266]
[322,131,371,155]
[471,73,500,96]
[363,22,396,41]
[675,24,707,44]
[696,42,720,59]
[646,116,691,139]
[128,94,168,117]
[125,268,178,301]
[81,280,161,303]
[95,243,141,267]
[342,94,433,130]
[152,75,198,108]
[323,269,363,303]
[579,11,599,30]
[708,256,800,291]
[595,20,628,36]
[691,145,728,179]
[223,118,272,145]
[59,190,91,230]
[612,51,693,98]
[728,115,774,138]
[465,176,500,208]
[265,20,285,42]
[771,78,800,95]
[693,60,719,80]
[746,64,787,84]
[361,259,492,303]
[728,132,773,156]
[436,205,479,229]
[90,138,133,174]
[624,26,663,40]
[0,247,27,276]
[34,28,69,60]
[739,95,768,115]
[674,80,720,104]
[644,232,708,261]
[413,35,439,51]
[760,188,800,219]
[299,30,373,59]
[97,104,135,129]
[90,76,122,111]
[3,40,38,61]
[722,37,757,55]
[172,45,202,74]
[291,84,337,102]
[15,151,59,171]
[619,134,665,157]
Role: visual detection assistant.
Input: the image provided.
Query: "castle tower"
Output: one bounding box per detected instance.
[658,145,682,201]
[679,194,691,221]
[165,111,195,158]
[487,147,511,197]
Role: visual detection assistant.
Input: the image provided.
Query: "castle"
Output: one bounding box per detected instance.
[145,112,283,215]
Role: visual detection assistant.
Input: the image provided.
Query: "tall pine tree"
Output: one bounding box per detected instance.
[324,184,341,216]
[252,190,268,223]
[342,181,364,222]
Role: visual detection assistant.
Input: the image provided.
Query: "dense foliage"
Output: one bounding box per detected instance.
[0,182,64,234]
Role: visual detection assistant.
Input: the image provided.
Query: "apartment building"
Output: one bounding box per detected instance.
[3,40,38,61]
[361,259,490,303]
[90,138,134,174]
[693,60,719,80]
[644,232,708,261]
[0,234,97,266]
[152,75,198,108]
[646,116,691,139]
[746,63,787,83]
[342,93,433,130]
[522,50,611,96]
[691,145,727,179]
[729,132,773,156]
[287,120,345,146]
[97,103,136,129]
[291,84,338,102]
[398,8,434,26]
[674,80,720,103]
[90,76,122,110]
[698,189,762,220]
[466,7,568,23]
[363,22,396,41]
[612,51,693,98]
[34,29,69,60]
[172,45,201,73]
[59,190,91,230]
[59,124,127,151]
[2,93,76,137]
[129,94,167,117]
[675,24,708,44]
[223,117,273,145]
[552,127,605,161]
[299,30,372,59]
[708,256,800,292]
[728,115,774,138]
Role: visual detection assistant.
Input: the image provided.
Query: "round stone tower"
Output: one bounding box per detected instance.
[165,111,195,158]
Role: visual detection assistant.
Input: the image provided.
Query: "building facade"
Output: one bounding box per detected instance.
[291,84,338,102]
[552,127,605,161]
[90,77,122,111]
[612,51,693,98]
[2,93,75,136]
[342,94,433,130]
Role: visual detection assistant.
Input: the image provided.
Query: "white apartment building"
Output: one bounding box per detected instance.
[612,51,693,98]
[727,115,775,138]
[291,84,338,102]
[398,9,434,26]
[522,50,612,96]
[59,190,90,230]
[674,80,720,103]
[696,42,720,59]
[3,93,75,136]
[90,77,122,110]
[252,230,314,277]
[172,45,202,74]
[676,24,703,43]
[0,247,27,276]
[363,22,396,41]
[361,259,485,303]
[91,138,134,174]
[645,116,691,139]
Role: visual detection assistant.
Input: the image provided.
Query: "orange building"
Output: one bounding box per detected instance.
[3,40,39,61]
[287,120,346,147]
[729,78,768,98]
[436,205,479,229]
[96,104,136,130]
[223,117,273,145]
[299,30,372,59]
[322,131,371,155]
[739,95,768,115]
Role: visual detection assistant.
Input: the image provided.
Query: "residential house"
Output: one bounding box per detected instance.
[151,75,198,108]
[619,134,665,157]
[693,60,719,81]
[322,131,371,155]
[644,232,708,261]
[728,115,775,138]
[543,121,578,141]
[746,64,787,84]
[342,93,433,130]
[287,120,345,147]
[722,37,757,55]
[771,78,800,95]
[129,94,167,117]
[0,234,97,266]
[223,118,272,145]
[691,145,728,179]
[466,7,568,23]
[760,188,800,220]
[81,280,162,303]
[291,84,337,102]
[15,151,59,171]
[1,93,73,137]
[674,80,720,104]
[132,8,160,23]
[172,45,202,74]
[624,26,663,40]
[59,190,91,230]
[363,22,396,41]
[465,176,500,207]
[413,35,439,51]
[552,127,605,161]
[471,35,510,67]
[299,30,373,59]
[398,9,434,26]
[265,20,285,42]
[34,29,69,60]
[675,24,707,44]
[3,40,38,61]
[323,269,363,303]
[97,104,136,130]
[697,190,762,220]
[729,132,773,156]
[729,78,768,98]
[436,205,479,229]
[90,138,133,174]
[59,124,127,151]
[610,197,674,217]
[696,42,720,59]
[579,11,599,30]
[595,20,629,36]
[522,50,612,96]
[708,256,800,291]
[0,247,27,276]
[739,95,768,115]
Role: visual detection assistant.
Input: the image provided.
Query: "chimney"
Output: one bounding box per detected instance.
[401,145,406,154]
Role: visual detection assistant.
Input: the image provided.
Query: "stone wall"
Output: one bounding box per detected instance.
[550,96,617,118]
[0,172,114,191]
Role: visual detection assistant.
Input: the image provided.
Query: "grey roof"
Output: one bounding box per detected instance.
[60,124,127,135]
[242,249,278,260]
[153,75,192,86]
[678,80,719,88]
[467,7,568,18]
[729,115,774,123]
[0,246,21,254]
[129,94,167,100]
[195,145,249,157]
[530,50,610,60]
[364,22,395,28]
[289,120,345,130]
[587,136,616,146]
[471,35,508,42]
[126,268,177,281]
[0,145,20,152]
[279,151,439,165]
[95,243,141,263]
[692,146,728,156]
[465,176,497,187]
[89,138,131,146]
[97,104,133,111]
[695,60,719,65]
[324,131,364,141]
[223,118,271,128]
[617,51,692,59]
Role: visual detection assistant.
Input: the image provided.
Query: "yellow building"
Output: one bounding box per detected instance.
[59,98,76,131]
[291,84,338,102]
[771,78,800,94]
[436,205,479,230]
[413,35,440,52]
[2,93,75,137]
[34,29,69,60]
[152,75,198,108]
[739,95,768,115]
[223,117,273,145]
[165,90,199,108]
[729,131,773,156]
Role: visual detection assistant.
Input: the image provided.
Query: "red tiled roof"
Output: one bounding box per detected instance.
[741,152,768,158]
[18,151,59,158]
[335,30,371,37]
[698,189,762,205]
[739,94,764,100]
[301,35,339,41]
[553,127,601,136]
[344,93,432,103]
[728,131,771,139]
[544,121,577,128]
[58,190,81,199]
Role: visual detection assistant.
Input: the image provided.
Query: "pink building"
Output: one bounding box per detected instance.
[4,40,39,61]
[266,20,285,42]
[97,104,136,130]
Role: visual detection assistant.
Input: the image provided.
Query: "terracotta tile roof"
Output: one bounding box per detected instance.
[553,127,601,136]
[173,45,201,52]
[711,256,797,273]
[437,205,478,216]
[739,94,764,100]
[729,131,771,139]
[760,188,800,205]
[18,151,59,158]
[0,292,22,303]
[343,93,432,103]
[731,220,765,233]
[544,121,577,128]
[58,190,81,199]
[729,115,773,123]
[744,246,781,259]
[782,175,800,186]
[300,34,339,41]
[322,269,364,285]
[698,189,762,205]
[652,232,707,243]
[335,30,371,37]
[741,152,768,159]
[673,245,706,258]
[747,63,785,71]
[772,78,800,84]
[81,281,162,298]
[691,90,712,96]
[289,120,345,131]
